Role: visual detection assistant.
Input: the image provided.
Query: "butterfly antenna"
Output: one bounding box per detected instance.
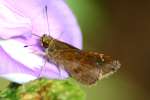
[45,5,51,36]
[44,5,55,45]
[24,33,39,47]
[31,33,40,37]
[24,44,37,47]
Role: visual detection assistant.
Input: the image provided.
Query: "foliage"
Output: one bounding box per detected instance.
[0,78,85,100]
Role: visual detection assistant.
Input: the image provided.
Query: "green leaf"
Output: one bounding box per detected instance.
[0,78,85,100]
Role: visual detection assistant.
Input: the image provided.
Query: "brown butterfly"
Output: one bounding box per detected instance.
[40,34,121,85]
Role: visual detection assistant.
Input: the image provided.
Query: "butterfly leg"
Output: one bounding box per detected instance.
[27,49,48,78]
[38,55,49,78]
[55,63,61,79]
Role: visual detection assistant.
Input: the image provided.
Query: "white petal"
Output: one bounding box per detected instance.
[1,73,37,84]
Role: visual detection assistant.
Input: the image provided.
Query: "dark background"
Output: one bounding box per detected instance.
[67,0,150,100]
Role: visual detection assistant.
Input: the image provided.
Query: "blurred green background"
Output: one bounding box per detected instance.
[67,0,150,100]
[0,0,150,100]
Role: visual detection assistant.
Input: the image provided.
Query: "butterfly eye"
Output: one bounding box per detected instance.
[43,42,49,48]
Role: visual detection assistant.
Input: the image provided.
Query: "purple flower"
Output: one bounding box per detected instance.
[0,0,82,84]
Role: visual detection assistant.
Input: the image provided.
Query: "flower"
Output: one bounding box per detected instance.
[0,0,82,84]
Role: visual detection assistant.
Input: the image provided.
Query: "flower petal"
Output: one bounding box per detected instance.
[0,46,37,83]
[0,0,82,83]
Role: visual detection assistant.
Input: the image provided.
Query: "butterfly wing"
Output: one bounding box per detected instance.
[54,49,102,85]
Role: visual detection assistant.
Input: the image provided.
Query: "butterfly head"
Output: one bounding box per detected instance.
[40,34,53,48]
